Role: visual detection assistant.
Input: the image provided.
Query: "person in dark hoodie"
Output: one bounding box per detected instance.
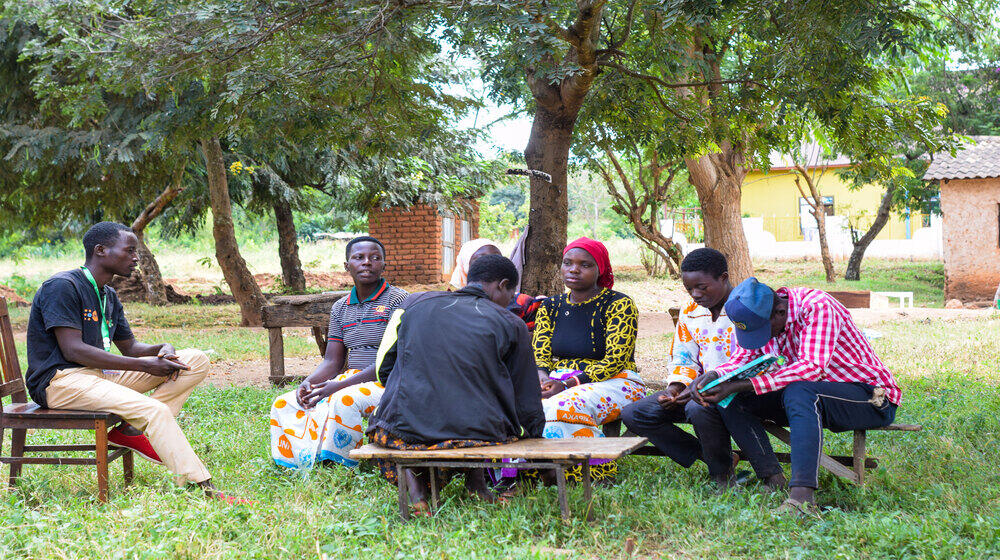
[368,254,544,511]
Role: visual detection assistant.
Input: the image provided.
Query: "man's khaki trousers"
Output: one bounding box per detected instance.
[45,348,211,485]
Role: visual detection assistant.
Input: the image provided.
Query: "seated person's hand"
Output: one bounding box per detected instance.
[656,382,690,409]
[295,379,313,408]
[157,343,180,360]
[301,380,342,409]
[540,379,567,399]
[140,355,189,378]
[686,371,720,406]
[700,379,753,404]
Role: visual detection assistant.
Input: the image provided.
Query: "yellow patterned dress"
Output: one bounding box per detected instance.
[532,288,644,480]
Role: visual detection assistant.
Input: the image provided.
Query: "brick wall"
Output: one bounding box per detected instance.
[368,201,480,285]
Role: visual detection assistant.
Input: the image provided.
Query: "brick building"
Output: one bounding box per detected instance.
[368,201,480,285]
[924,136,1000,302]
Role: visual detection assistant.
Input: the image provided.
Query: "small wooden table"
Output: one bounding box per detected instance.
[350,437,648,522]
[261,292,348,385]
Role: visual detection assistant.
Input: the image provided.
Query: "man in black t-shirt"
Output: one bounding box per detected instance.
[26,222,248,503]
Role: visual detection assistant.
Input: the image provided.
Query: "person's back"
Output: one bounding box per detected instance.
[367,254,543,509]
[372,286,544,444]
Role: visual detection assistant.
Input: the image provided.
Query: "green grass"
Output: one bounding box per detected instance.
[752,259,946,308]
[11,325,319,370]
[0,314,997,559]
[613,258,945,312]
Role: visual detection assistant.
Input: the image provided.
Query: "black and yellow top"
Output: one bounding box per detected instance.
[532,288,639,384]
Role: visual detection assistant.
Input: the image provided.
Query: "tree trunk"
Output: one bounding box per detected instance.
[133,237,168,305]
[522,105,575,296]
[201,136,266,326]
[794,165,835,283]
[130,175,185,305]
[518,3,604,296]
[845,184,897,281]
[273,198,307,293]
[813,205,836,282]
[684,141,754,282]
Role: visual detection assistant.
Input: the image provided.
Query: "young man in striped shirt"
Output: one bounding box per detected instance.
[685,278,901,513]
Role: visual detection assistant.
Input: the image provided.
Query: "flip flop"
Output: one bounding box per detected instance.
[772,498,820,518]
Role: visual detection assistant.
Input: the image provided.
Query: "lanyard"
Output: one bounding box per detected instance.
[80,267,112,352]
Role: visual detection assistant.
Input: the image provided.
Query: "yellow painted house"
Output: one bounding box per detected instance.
[742,150,927,242]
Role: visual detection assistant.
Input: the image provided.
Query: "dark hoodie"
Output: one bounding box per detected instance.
[372,285,544,444]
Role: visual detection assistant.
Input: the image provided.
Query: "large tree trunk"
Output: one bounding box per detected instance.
[684,141,754,282]
[845,184,897,281]
[130,174,185,305]
[522,105,574,296]
[519,3,604,297]
[273,198,307,293]
[200,137,266,326]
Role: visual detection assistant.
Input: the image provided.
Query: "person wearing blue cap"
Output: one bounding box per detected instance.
[685,277,902,514]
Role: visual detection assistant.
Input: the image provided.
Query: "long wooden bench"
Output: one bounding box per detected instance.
[604,381,922,484]
[350,437,648,521]
[261,292,348,385]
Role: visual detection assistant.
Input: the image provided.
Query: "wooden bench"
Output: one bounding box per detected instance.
[605,380,922,485]
[0,297,133,502]
[350,437,648,522]
[261,292,347,385]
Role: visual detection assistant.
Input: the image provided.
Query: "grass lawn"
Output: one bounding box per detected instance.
[1,313,998,558]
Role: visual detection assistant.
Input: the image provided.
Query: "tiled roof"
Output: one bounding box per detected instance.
[924,136,1000,180]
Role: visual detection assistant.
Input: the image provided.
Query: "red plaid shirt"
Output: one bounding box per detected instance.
[714,287,901,405]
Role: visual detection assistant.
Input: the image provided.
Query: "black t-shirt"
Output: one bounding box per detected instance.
[25,269,134,407]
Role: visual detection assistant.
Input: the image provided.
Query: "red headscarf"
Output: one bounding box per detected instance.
[563,237,614,290]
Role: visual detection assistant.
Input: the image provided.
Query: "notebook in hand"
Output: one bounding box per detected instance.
[700,354,787,407]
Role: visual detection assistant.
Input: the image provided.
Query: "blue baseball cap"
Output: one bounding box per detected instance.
[724,277,775,350]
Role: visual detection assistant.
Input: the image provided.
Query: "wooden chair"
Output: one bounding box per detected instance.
[0,297,132,502]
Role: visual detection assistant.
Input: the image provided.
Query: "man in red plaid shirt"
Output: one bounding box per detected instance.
[682,277,901,514]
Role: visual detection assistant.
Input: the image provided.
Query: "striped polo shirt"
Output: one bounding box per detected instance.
[327,279,409,370]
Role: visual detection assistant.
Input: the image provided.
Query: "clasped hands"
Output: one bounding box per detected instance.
[143,344,189,380]
[538,370,570,399]
[296,378,344,409]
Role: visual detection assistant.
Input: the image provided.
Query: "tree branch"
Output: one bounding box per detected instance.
[608,0,639,50]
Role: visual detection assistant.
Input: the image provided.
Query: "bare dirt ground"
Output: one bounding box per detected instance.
[0,285,29,306]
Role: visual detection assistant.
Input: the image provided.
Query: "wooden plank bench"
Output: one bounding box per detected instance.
[605,380,922,484]
[261,292,348,385]
[350,437,648,522]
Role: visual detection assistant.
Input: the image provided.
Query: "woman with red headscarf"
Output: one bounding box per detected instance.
[531,238,645,482]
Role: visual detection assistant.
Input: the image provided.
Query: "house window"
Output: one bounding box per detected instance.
[460,219,472,244]
[442,213,456,275]
[799,196,834,217]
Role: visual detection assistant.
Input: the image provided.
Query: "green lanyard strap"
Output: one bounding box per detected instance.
[80,267,113,352]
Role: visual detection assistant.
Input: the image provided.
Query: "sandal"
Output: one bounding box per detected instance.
[772,498,819,518]
[410,500,433,517]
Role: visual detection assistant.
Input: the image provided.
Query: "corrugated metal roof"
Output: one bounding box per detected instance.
[924,136,1000,180]
[767,142,852,170]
